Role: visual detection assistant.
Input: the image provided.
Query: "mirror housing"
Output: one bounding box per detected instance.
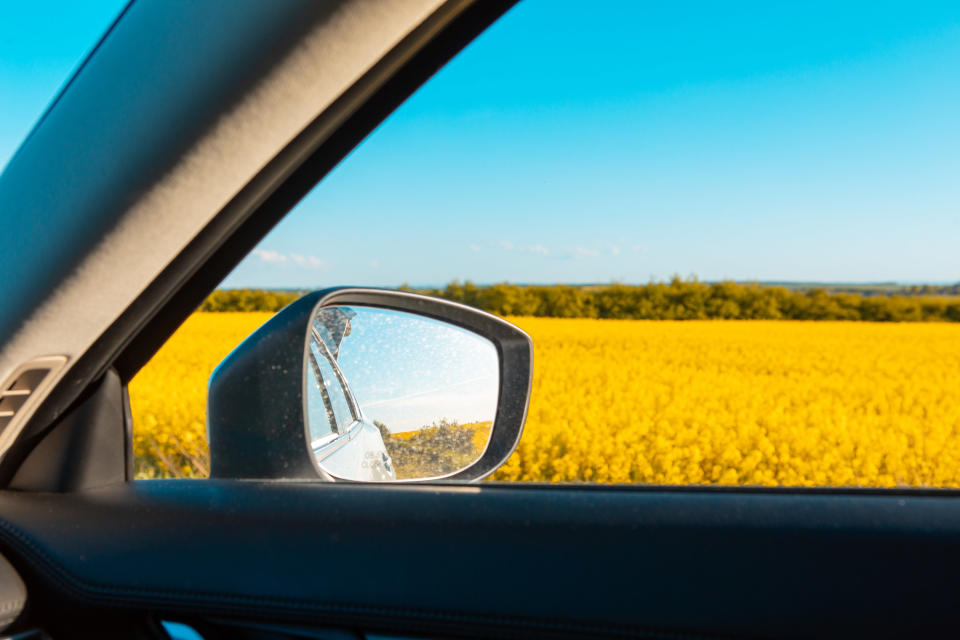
[207,288,532,482]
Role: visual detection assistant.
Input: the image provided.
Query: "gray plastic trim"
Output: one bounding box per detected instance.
[0,357,67,462]
[0,551,26,632]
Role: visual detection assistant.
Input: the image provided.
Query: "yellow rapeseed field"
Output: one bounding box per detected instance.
[129,312,273,478]
[493,318,960,486]
[130,313,960,487]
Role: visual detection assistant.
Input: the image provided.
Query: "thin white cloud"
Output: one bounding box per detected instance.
[253,249,287,264]
[522,244,549,255]
[468,243,482,253]
[369,260,380,269]
[574,247,600,258]
[491,242,551,256]
[291,253,327,269]
[610,245,621,256]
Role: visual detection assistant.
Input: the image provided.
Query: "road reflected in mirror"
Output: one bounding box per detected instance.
[306,305,499,481]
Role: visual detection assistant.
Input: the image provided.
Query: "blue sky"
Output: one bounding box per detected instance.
[0,1,126,170]
[317,307,498,432]
[3,1,959,287]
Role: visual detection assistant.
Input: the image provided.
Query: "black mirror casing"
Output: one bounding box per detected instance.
[207,293,321,480]
[207,288,532,481]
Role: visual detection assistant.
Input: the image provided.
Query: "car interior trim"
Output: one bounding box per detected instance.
[0,551,26,633]
[2,481,960,639]
[0,357,67,464]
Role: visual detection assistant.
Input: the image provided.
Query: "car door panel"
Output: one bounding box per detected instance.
[0,481,958,639]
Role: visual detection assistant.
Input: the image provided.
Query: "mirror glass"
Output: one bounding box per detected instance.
[305,305,499,481]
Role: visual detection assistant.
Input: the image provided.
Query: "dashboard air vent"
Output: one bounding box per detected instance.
[0,356,68,455]
[1,369,50,429]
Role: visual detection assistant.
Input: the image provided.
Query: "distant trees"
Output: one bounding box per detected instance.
[420,278,960,322]
[200,289,300,312]
[201,280,960,322]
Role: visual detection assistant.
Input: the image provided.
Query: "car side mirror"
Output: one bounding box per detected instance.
[207,288,532,482]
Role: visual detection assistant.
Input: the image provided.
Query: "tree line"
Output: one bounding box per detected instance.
[201,279,960,321]
[200,288,301,312]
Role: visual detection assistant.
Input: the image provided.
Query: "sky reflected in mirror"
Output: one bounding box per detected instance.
[315,306,499,432]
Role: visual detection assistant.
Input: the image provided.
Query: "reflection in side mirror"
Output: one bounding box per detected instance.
[208,287,530,483]
[307,306,499,481]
